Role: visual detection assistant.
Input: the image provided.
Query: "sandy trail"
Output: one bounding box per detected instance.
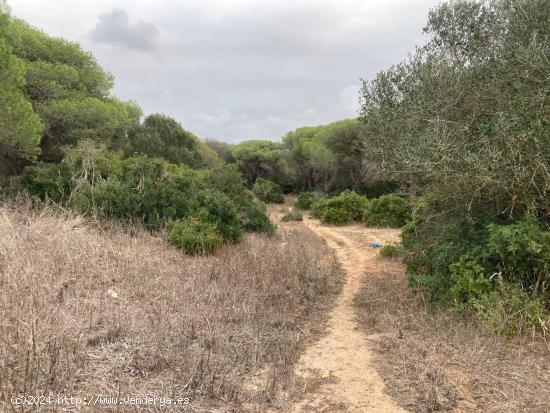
[288,216,405,412]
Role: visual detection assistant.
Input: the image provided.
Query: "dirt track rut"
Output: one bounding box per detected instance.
[289,217,405,412]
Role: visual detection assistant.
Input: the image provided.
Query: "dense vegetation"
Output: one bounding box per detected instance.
[0,9,273,254]
[252,177,284,203]
[216,119,397,196]
[1,0,548,335]
[310,190,369,225]
[359,0,550,335]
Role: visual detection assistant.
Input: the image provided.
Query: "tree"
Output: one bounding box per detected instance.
[39,97,140,162]
[0,8,43,176]
[127,114,222,169]
[9,19,113,101]
[5,18,142,163]
[204,138,235,163]
[359,0,550,223]
[316,119,366,190]
[283,125,340,191]
[231,140,289,185]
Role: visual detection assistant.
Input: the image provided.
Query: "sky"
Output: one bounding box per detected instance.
[9,0,440,143]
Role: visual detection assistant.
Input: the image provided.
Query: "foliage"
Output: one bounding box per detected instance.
[379,244,402,258]
[204,139,235,163]
[311,190,369,225]
[9,18,114,101]
[406,219,496,301]
[357,0,550,335]
[38,97,140,162]
[282,211,303,222]
[359,0,550,221]
[294,191,324,210]
[20,148,274,251]
[283,124,338,191]
[445,256,546,337]
[363,194,410,228]
[0,10,43,176]
[4,17,140,163]
[358,181,400,199]
[20,162,72,203]
[252,178,284,203]
[448,257,492,312]
[194,190,242,242]
[487,215,550,297]
[231,140,289,186]
[473,282,546,338]
[166,218,223,255]
[320,207,351,225]
[235,190,276,234]
[127,114,222,168]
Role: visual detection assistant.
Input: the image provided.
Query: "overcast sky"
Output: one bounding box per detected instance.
[10,0,440,143]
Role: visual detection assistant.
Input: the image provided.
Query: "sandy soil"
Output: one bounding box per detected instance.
[274,204,405,412]
[271,200,550,413]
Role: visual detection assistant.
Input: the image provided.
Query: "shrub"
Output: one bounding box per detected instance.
[166,219,223,254]
[194,190,242,242]
[321,207,351,225]
[379,244,402,258]
[448,257,492,312]
[21,163,72,203]
[310,190,369,224]
[21,152,275,240]
[363,194,410,228]
[295,191,323,210]
[487,215,550,298]
[252,178,284,203]
[473,282,546,338]
[282,211,303,222]
[406,221,496,301]
[235,191,276,235]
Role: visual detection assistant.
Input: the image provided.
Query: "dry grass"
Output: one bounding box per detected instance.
[354,256,550,413]
[0,200,341,412]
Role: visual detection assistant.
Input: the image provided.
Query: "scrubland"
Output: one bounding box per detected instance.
[0,200,341,411]
[355,255,550,413]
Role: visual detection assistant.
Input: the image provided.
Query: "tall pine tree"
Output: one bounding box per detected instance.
[0,5,43,176]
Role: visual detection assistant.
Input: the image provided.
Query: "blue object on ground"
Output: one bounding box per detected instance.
[371,242,382,248]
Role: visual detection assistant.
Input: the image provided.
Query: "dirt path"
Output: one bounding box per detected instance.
[288,215,405,412]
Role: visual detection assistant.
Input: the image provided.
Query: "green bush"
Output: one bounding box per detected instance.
[21,152,275,242]
[448,257,492,312]
[404,213,550,336]
[21,163,72,203]
[252,178,284,203]
[379,244,402,258]
[235,190,276,235]
[320,207,351,225]
[487,215,550,296]
[282,211,303,222]
[295,191,324,209]
[310,190,369,224]
[363,194,410,228]
[194,190,242,242]
[166,219,223,254]
[405,219,496,299]
[473,282,546,338]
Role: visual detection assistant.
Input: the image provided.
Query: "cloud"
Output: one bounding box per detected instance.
[12,0,441,141]
[90,9,159,51]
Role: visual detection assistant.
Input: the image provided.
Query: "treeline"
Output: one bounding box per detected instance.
[207,119,397,197]
[0,10,272,254]
[1,15,220,173]
[208,0,550,336]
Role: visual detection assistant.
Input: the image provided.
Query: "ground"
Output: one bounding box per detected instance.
[271,201,404,412]
[271,198,550,413]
